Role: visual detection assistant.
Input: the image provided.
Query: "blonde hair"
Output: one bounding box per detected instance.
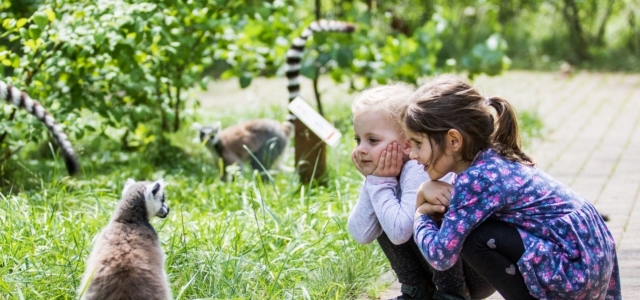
[351,82,415,132]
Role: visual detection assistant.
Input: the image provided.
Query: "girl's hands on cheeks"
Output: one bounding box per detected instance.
[415,181,453,222]
[371,143,403,177]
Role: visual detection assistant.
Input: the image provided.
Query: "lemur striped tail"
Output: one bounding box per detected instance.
[0,80,80,176]
[285,20,356,103]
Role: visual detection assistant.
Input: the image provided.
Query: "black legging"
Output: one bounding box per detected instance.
[460,221,537,300]
[377,232,495,299]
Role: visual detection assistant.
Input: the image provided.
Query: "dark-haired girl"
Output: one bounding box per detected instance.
[403,75,621,300]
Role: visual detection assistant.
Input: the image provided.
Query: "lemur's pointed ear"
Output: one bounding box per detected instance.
[152,182,161,195]
[145,179,167,196]
[124,178,136,188]
[122,178,136,198]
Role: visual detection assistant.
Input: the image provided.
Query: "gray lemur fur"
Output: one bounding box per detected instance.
[78,179,172,300]
[0,79,80,175]
[199,119,294,175]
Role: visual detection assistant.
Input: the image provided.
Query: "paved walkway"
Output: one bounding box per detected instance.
[377,71,640,299]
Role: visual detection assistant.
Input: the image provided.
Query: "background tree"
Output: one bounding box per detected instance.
[1,0,637,175]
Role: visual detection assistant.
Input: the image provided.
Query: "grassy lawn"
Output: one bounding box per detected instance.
[0,94,542,299]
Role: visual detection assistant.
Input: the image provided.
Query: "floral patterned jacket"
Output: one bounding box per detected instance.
[414,149,621,300]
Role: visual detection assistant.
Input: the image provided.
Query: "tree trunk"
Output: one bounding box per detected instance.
[174,86,181,132]
[561,0,590,62]
[629,10,639,54]
[595,0,616,46]
[312,74,324,116]
[157,76,169,131]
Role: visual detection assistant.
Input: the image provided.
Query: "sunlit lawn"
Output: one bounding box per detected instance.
[0,100,542,299]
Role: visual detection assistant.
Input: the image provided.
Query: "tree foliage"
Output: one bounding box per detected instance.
[0,1,289,154]
[2,0,635,166]
[0,0,511,160]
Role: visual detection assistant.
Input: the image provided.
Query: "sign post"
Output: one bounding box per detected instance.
[288,96,342,183]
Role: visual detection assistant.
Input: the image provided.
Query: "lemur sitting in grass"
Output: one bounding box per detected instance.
[78,179,171,300]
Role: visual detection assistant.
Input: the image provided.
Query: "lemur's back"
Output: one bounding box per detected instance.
[218,119,290,165]
[81,222,170,300]
[79,179,171,300]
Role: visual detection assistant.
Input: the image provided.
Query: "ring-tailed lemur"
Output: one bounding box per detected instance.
[78,178,171,300]
[0,80,80,175]
[199,19,355,175]
[199,119,294,175]
[285,19,356,103]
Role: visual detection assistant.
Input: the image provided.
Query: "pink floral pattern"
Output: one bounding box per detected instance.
[414,149,621,300]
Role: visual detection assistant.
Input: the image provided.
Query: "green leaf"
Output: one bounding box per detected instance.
[301,62,317,80]
[11,55,20,68]
[75,129,85,139]
[239,72,252,88]
[44,9,56,22]
[2,19,13,30]
[19,27,29,39]
[32,12,49,29]
[257,7,271,20]
[317,52,331,66]
[16,18,28,29]
[28,25,42,40]
[336,48,352,68]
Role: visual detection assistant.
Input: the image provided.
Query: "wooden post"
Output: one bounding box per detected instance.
[294,118,327,183]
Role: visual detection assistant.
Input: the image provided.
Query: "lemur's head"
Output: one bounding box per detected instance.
[122,178,170,219]
[198,121,222,146]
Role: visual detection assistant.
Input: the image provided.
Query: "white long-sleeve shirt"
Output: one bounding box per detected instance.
[348,160,446,245]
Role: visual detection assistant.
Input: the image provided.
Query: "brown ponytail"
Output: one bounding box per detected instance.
[487,97,535,166]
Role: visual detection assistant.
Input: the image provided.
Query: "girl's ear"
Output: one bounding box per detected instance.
[402,138,412,155]
[447,129,463,153]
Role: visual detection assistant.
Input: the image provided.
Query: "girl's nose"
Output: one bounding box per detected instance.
[409,149,417,160]
[356,144,367,154]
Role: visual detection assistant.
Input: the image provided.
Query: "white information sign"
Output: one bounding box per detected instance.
[287,96,342,148]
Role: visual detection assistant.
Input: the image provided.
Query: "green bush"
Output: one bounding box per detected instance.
[1,0,514,166]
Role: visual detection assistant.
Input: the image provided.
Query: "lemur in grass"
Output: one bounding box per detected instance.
[0,79,80,175]
[199,20,356,175]
[78,178,171,300]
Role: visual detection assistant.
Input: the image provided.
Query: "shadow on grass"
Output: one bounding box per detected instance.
[0,133,222,194]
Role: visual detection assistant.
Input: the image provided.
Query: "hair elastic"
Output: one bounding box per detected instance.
[485,97,492,105]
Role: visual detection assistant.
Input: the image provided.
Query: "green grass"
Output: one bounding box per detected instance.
[0,102,542,299]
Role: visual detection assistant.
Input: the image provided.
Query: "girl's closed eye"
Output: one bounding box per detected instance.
[368,137,379,144]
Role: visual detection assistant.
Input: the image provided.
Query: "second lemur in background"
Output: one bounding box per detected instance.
[199,119,294,174]
[199,20,355,175]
